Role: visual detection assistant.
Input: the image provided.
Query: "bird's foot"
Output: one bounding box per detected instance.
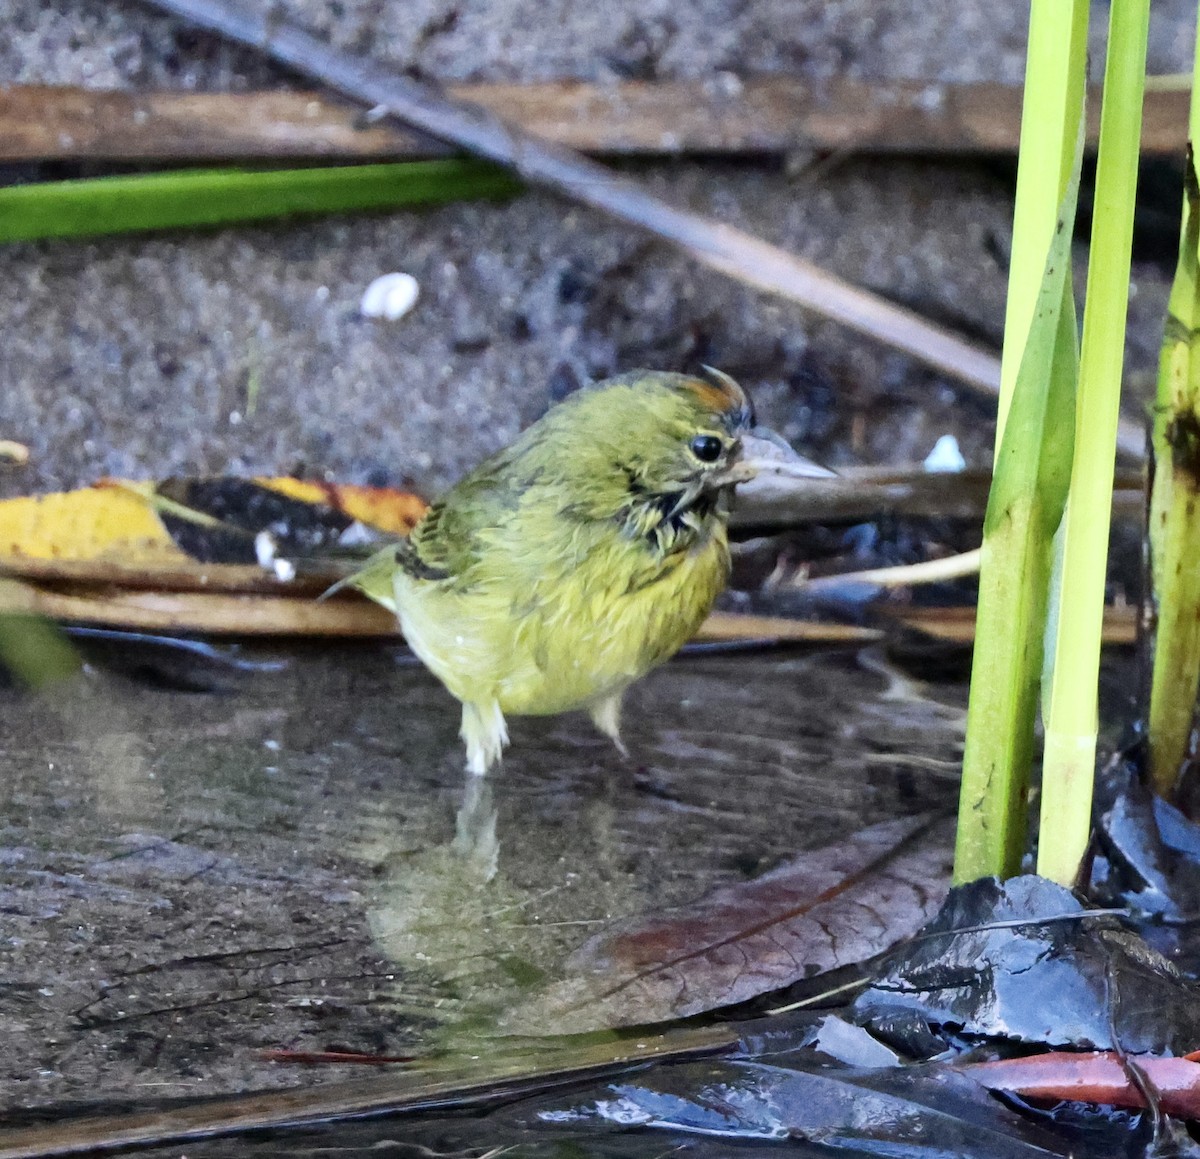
[588,689,632,761]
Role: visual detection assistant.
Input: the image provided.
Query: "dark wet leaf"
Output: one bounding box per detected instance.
[853,875,1200,1057]
[532,1057,1072,1157]
[1091,760,1200,967]
[797,1012,905,1067]
[964,1051,1200,1119]
[506,814,954,1034]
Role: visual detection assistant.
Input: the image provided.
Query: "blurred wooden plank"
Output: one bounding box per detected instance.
[0,80,1189,162]
[894,604,1137,645]
[0,578,882,643]
[0,580,401,636]
[0,574,1136,645]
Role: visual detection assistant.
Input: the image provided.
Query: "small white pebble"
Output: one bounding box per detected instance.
[254,531,277,568]
[360,272,420,321]
[923,434,966,473]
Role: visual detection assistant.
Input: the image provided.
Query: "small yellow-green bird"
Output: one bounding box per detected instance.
[345,369,831,775]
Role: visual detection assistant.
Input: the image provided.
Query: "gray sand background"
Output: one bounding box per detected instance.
[2,1,1193,502]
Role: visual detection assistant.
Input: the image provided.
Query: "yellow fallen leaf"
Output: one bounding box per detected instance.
[0,477,429,589]
[0,483,186,564]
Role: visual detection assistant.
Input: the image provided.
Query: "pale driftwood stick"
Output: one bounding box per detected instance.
[131,0,1006,408]
[0,81,1188,162]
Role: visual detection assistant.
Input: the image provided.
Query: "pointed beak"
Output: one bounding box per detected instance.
[718,427,836,485]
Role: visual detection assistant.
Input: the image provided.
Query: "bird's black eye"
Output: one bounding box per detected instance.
[690,434,724,462]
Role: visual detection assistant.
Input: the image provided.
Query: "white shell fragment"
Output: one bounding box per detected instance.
[360,272,420,321]
[923,434,966,474]
[254,530,297,583]
[254,530,277,569]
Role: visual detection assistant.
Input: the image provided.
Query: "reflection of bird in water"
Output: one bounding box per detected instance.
[344,369,831,779]
[453,775,498,879]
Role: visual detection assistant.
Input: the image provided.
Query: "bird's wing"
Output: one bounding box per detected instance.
[405,458,522,584]
[333,519,468,609]
[327,449,525,610]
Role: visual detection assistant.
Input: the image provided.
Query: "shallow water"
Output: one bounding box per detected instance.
[0,640,965,1111]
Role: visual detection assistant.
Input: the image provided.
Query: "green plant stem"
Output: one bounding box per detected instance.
[994,0,1090,445]
[1039,0,1150,885]
[954,0,1088,884]
[1147,16,1200,798]
[0,160,519,243]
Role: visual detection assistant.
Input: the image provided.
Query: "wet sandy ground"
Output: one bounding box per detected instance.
[0,640,964,1110]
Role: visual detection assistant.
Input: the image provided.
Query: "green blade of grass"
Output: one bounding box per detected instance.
[954,156,1081,884]
[1039,0,1150,885]
[994,0,1090,445]
[953,0,1088,885]
[1147,16,1200,799]
[0,159,521,243]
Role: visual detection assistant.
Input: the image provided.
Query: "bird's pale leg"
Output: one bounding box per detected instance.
[588,688,630,759]
[460,699,509,776]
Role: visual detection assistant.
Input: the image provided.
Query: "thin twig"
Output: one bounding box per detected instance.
[134,0,1006,404]
[799,548,982,590]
